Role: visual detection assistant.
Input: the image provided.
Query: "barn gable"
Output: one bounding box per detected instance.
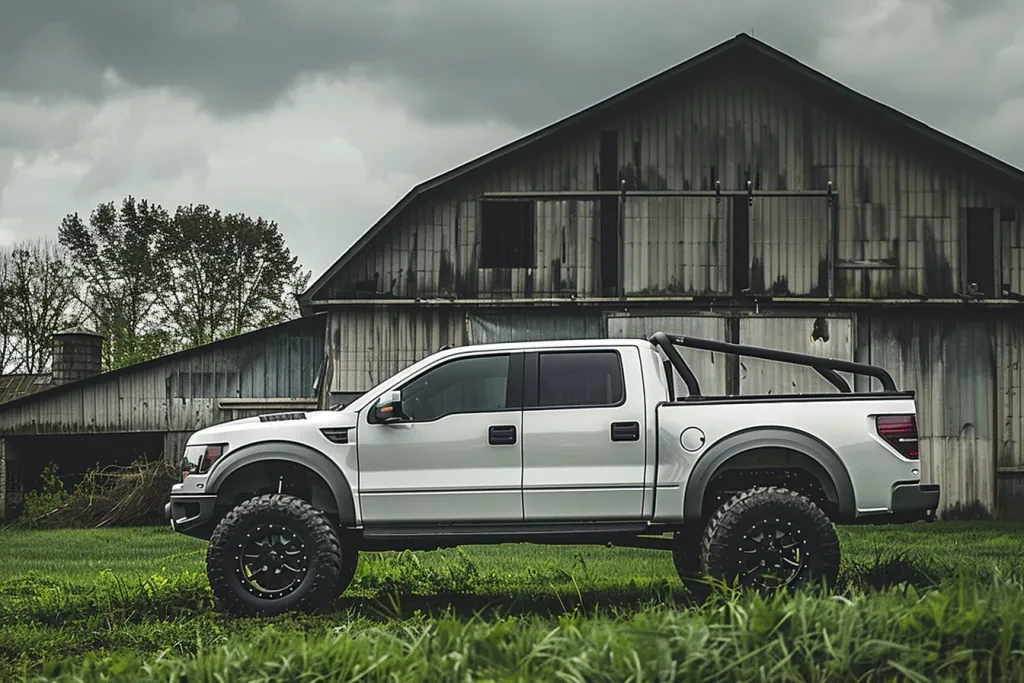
[301,32,1024,306]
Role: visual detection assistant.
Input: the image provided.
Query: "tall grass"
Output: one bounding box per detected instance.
[2,522,1024,681]
[17,573,1024,682]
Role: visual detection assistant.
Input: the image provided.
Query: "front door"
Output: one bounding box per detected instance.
[521,346,648,521]
[356,351,524,525]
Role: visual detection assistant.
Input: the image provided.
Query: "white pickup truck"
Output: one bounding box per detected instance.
[166,331,939,616]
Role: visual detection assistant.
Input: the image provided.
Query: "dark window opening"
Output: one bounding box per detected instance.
[480,201,534,269]
[537,351,624,408]
[965,207,996,297]
[400,354,511,421]
[1001,207,1017,223]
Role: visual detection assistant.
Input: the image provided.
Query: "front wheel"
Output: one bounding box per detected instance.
[206,494,345,617]
[700,486,840,592]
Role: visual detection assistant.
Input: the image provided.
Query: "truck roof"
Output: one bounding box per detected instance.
[447,337,652,357]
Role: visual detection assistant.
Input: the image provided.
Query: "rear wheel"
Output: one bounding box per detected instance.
[700,486,840,592]
[206,493,344,617]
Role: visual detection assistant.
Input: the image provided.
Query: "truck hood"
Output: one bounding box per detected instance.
[184,409,359,447]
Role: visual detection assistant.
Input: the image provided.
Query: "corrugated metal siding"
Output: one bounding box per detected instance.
[466,311,605,344]
[1001,210,1024,296]
[607,315,729,396]
[326,307,462,394]
[995,317,1024,518]
[738,316,854,394]
[623,197,729,295]
[867,314,995,517]
[317,59,1023,303]
[749,198,830,296]
[0,316,325,436]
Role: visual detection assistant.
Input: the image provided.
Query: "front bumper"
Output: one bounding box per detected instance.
[165,494,218,538]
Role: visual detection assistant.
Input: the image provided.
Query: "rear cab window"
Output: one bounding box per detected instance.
[536,350,625,409]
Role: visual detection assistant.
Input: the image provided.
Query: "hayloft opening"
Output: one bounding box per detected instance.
[964,207,995,297]
[480,200,534,269]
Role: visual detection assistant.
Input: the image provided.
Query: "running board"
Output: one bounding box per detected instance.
[358,522,671,551]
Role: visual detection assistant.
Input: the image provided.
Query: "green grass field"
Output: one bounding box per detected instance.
[3,522,1024,681]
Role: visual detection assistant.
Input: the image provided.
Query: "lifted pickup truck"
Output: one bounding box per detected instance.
[166,331,939,616]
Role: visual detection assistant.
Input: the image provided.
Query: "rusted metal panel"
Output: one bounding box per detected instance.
[623,197,729,295]
[0,316,325,436]
[738,315,854,395]
[326,307,462,394]
[867,314,995,517]
[607,314,729,396]
[466,311,605,345]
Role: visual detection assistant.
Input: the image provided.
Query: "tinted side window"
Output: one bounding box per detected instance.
[401,354,510,421]
[537,351,624,408]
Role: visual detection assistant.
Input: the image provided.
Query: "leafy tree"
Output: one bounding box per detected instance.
[159,204,309,349]
[2,239,84,373]
[0,249,16,372]
[58,197,172,369]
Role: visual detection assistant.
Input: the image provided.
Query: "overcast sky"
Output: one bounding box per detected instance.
[1,0,1023,280]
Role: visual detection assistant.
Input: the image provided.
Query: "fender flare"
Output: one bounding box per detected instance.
[205,440,357,526]
[682,427,856,523]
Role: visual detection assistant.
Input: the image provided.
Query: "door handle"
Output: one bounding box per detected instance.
[489,425,517,445]
[610,421,640,442]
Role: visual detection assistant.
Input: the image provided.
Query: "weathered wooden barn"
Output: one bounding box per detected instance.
[0,315,327,518]
[298,33,1024,519]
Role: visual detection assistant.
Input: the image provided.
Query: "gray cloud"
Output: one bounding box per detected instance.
[1,0,1023,274]
[3,1,1022,137]
[0,1,841,130]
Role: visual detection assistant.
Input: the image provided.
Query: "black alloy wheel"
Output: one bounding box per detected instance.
[734,516,807,590]
[236,523,309,598]
[700,486,840,593]
[206,494,344,617]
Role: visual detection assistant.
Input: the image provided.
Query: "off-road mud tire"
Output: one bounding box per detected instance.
[700,486,840,592]
[206,493,343,617]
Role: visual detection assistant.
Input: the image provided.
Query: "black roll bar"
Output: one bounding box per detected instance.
[647,331,899,397]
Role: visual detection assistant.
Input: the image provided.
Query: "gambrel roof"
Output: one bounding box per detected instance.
[301,32,1024,305]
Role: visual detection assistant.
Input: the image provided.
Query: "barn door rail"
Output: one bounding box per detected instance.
[480,181,838,299]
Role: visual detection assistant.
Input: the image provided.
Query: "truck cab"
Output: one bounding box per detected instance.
[167,331,940,617]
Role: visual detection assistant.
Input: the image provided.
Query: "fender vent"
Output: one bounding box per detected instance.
[320,427,350,444]
[259,412,308,422]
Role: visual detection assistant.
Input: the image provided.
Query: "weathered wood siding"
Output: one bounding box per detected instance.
[319,56,1023,302]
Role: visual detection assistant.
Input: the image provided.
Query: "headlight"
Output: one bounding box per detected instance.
[182,444,228,477]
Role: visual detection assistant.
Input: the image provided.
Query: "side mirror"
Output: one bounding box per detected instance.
[373,390,406,424]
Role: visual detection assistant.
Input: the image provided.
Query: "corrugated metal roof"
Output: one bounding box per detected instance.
[302,32,1024,305]
[0,314,327,435]
[0,374,52,405]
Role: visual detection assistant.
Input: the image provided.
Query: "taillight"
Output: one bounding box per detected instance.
[876,415,919,459]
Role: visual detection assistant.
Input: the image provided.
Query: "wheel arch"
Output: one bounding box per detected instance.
[206,441,357,527]
[682,427,856,524]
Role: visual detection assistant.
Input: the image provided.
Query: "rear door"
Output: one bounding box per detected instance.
[520,346,648,521]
